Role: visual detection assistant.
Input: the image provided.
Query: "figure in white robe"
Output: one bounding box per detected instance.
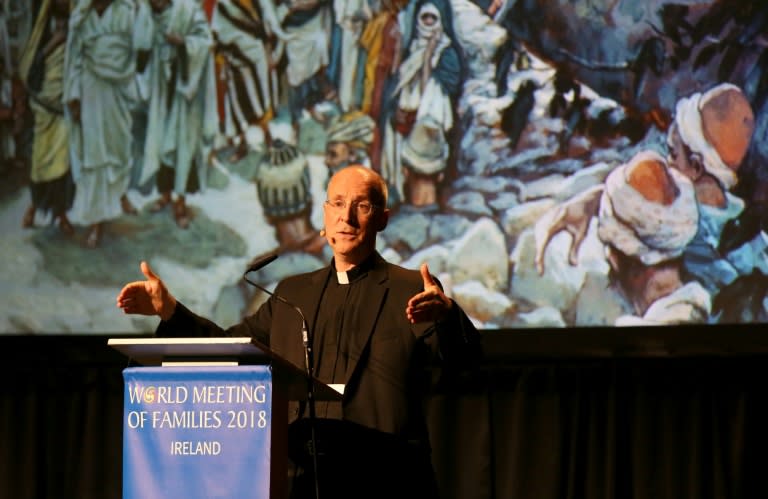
[64,0,140,248]
[275,0,336,139]
[327,0,370,112]
[137,0,217,229]
[381,0,462,205]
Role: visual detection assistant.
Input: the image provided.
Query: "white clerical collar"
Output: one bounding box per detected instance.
[333,258,372,285]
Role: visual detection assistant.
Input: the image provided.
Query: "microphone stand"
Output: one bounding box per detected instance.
[243,271,321,499]
[300,318,321,499]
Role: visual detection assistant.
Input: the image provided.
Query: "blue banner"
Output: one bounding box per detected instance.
[122,366,273,499]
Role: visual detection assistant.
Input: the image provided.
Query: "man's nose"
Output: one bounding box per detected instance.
[338,203,358,223]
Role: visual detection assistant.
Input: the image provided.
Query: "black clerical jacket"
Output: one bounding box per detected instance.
[158,252,481,499]
[158,252,480,442]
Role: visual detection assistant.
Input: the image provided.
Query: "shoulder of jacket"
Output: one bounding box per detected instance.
[277,265,329,288]
[383,261,422,286]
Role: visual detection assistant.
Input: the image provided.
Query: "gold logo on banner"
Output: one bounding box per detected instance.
[143,386,156,403]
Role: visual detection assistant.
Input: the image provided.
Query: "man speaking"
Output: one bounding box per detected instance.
[117,165,481,499]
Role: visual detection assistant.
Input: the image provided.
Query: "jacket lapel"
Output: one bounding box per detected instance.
[344,256,389,385]
[302,266,332,353]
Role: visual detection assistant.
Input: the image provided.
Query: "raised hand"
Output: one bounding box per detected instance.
[116,261,177,321]
[534,185,604,275]
[406,263,453,324]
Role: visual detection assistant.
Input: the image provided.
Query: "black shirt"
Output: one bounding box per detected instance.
[311,255,375,418]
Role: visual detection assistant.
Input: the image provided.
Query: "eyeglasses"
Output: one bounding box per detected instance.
[324,199,377,217]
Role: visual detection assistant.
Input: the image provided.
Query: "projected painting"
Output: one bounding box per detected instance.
[1,0,767,333]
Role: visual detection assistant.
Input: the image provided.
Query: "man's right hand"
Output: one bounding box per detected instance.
[116,261,177,321]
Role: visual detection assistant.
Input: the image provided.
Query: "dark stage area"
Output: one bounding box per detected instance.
[2,328,768,499]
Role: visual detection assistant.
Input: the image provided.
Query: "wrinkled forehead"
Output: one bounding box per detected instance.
[327,167,387,205]
[327,173,375,200]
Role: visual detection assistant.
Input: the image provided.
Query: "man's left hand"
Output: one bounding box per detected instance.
[406,263,453,324]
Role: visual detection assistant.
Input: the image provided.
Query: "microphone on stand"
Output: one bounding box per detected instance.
[243,254,321,499]
[243,255,315,396]
[245,253,279,273]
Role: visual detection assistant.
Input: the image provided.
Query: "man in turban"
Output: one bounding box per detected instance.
[535,150,710,325]
[324,110,375,180]
[665,83,768,302]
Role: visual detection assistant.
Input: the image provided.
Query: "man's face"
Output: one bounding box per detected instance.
[420,11,438,26]
[666,124,700,181]
[323,168,388,267]
[324,142,351,170]
[418,3,440,27]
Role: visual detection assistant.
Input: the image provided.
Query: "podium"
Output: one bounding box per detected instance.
[108,337,341,499]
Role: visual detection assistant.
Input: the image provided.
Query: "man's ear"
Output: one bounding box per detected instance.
[689,152,706,181]
[376,209,390,232]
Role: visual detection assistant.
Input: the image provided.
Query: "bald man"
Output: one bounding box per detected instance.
[117,165,481,499]
[535,150,709,325]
